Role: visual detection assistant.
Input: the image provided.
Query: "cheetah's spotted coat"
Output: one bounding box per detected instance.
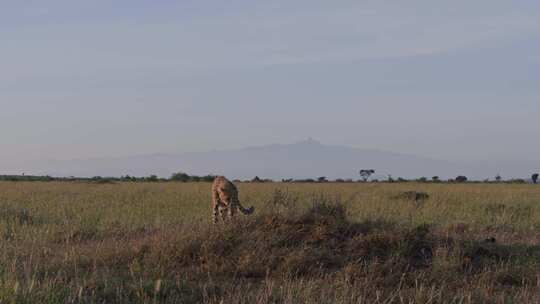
[211,176,254,223]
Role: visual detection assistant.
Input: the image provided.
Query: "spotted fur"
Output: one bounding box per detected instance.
[211,176,254,223]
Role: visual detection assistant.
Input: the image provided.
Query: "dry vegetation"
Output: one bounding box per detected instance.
[1,181,540,303]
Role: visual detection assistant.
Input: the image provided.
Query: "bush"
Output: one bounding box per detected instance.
[393,191,430,201]
[171,172,191,182]
[146,175,159,182]
[455,176,468,183]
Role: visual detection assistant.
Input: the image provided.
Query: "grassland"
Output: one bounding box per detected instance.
[1,181,540,303]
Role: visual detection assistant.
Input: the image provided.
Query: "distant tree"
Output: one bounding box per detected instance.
[297,178,316,183]
[495,174,502,182]
[335,178,345,183]
[201,175,215,182]
[171,172,191,182]
[417,177,428,183]
[252,176,262,183]
[317,176,328,183]
[122,175,136,181]
[359,169,375,182]
[387,175,394,183]
[147,175,159,182]
[455,176,468,183]
[532,173,539,184]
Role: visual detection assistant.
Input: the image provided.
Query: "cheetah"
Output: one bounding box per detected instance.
[211,176,254,223]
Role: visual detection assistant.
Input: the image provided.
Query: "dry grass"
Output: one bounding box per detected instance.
[1,181,540,303]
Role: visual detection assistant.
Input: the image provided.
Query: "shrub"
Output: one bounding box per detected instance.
[392,191,430,201]
[171,172,191,182]
[146,175,159,182]
[455,176,468,183]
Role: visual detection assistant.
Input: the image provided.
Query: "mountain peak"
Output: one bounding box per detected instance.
[33,139,491,180]
[295,137,322,146]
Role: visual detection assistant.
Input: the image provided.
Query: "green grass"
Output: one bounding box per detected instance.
[1,181,540,303]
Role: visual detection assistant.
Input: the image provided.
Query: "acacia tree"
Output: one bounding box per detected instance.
[455,175,468,183]
[317,176,328,183]
[359,169,375,182]
[171,172,190,182]
[532,173,539,184]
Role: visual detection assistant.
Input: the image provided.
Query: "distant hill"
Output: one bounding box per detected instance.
[32,139,490,180]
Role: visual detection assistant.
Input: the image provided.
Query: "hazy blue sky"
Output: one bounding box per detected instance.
[1,0,539,170]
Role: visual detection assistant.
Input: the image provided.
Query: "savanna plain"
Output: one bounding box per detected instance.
[1,181,540,303]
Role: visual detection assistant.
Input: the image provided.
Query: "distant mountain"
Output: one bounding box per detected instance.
[30,139,492,180]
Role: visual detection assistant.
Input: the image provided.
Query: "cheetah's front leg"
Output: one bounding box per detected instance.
[213,205,220,223]
[220,207,227,222]
[228,201,237,219]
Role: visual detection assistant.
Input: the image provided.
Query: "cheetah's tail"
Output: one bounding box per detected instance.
[239,205,255,215]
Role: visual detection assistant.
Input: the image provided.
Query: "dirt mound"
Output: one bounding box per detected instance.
[171,203,435,280]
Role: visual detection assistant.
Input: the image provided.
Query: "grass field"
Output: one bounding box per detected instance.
[1,181,540,303]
